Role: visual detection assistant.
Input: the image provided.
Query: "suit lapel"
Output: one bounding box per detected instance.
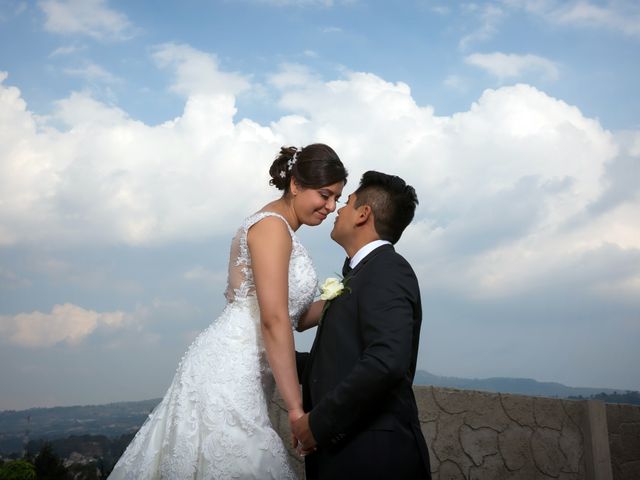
[306,244,394,376]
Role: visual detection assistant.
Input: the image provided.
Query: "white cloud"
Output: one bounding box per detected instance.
[0,64,269,246]
[268,63,320,89]
[0,303,127,347]
[0,47,638,307]
[49,44,85,57]
[505,0,640,36]
[63,62,121,84]
[183,266,227,287]
[429,5,451,15]
[557,1,640,35]
[270,72,637,300]
[0,267,31,289]
[38,0,135,40]
[465,52,560,81]
[459,3,505,49]
[152,43,250,98]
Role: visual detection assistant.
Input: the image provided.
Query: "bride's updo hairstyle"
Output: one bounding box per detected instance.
[269,143,347,194]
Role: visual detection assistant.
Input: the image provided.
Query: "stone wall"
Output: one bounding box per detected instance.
[606,403,640,480]
[416,386,588,479]
[269,386,640,480]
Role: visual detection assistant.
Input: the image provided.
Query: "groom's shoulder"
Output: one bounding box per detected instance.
[373,246,417,275]
[365,248,420,296]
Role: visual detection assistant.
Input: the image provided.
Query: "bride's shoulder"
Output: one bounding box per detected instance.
[242,213,297,261]
[242,211,290,231]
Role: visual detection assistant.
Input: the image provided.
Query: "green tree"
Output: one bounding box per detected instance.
[0,460,37,480]
[33,443,67,480]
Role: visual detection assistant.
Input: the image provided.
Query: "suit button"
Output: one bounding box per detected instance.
[312,378,317,383]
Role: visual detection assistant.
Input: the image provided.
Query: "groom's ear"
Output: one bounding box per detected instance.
[355,204,372,226]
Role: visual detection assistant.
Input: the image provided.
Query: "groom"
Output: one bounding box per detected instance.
[293,171,431,479]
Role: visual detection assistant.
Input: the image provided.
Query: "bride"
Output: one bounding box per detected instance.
[108,144,347,479]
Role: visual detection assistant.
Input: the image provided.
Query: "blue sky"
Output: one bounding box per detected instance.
[0,0,639,410]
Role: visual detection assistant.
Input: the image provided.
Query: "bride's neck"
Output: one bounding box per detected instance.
[263,198,300,231]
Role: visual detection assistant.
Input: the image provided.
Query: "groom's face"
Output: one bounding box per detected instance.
[330,193,358,247]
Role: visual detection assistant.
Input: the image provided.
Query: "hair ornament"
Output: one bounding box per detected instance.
[279,170,286,178]
[287,150,299,171]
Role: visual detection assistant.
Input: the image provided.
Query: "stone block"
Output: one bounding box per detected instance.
[531,427,564,477]
[606,402,640,477]
[438,460,466,480]
[267,398,282,431]
[464,391,512,431]
[557,472,580,480]
[501,393,535,427]
[271,389,287,410]
[606,403,640,433]
[414,385,440,422]
[620,420,640,439]
[562,399,587,433]
[610,427,640,463]
[432,413,467,463]
[459,424,498,466]
[422,419,437,443]
[422,420,440,473]
[433,387,472,415]
[468,453,512,480]
[559,417,584,473]
[534,397,565,430]
[619,460,640,480]
[498,423,532,471]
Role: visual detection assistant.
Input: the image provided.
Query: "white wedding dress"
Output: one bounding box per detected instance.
[109,212,317,479]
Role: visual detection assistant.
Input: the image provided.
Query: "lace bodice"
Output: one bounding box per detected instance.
[224,211,317,328]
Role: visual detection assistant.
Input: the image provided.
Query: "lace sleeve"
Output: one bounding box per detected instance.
[223,211,317,327]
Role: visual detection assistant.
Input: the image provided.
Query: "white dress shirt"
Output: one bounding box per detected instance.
[349,239,392,269]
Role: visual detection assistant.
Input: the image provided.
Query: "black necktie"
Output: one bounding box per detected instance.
[341,257,352,277]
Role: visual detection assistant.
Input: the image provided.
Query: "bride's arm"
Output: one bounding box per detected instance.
[248,218,304,427]
[296,300,326,332]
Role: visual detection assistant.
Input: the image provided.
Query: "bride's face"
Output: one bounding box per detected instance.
[292,180,344,226]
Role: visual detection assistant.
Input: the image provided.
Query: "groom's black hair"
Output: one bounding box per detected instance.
[354,171,418,244]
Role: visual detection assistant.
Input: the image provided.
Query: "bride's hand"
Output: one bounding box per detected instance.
[288,408,305,449]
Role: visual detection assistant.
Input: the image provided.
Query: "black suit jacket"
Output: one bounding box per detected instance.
[298,244,430,479]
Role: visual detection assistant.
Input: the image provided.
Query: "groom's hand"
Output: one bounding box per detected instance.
[292,413,317,453]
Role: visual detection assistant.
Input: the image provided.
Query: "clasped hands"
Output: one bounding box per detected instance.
[289,410,317,456]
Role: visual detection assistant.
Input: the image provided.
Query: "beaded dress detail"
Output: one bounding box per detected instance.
[109,212,317,479]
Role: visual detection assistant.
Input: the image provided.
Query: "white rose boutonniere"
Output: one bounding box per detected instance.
[319,276,350,324]
[319,277,346,301]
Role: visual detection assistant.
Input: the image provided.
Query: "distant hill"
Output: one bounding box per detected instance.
[0,399,160,455]
[413,370,625,398]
